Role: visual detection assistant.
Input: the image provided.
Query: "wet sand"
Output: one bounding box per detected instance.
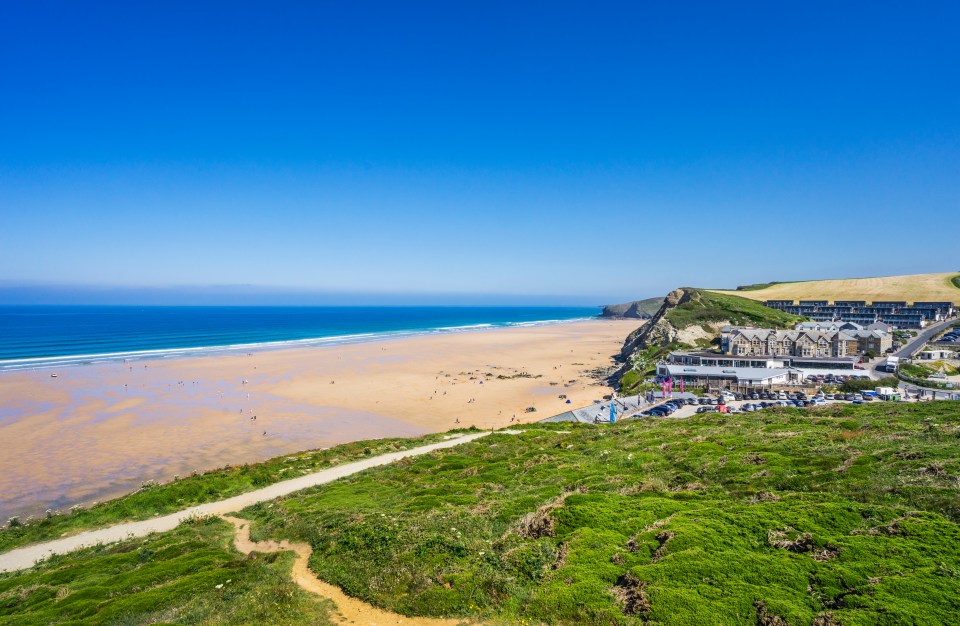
[0,319,639,520]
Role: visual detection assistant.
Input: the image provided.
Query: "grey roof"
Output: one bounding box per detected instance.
[662,364,792,381]
[727,327,885,343]
[541,395,644,424]
[789,356,857,364]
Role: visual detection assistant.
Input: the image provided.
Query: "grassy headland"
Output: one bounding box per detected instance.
[2,403,960,624]
[663,289,805,329]
[234,402,960,624]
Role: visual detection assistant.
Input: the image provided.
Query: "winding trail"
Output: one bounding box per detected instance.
[225,516,472,625]
[0,431,501,573]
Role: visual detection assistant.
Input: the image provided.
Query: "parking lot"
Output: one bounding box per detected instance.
[936,327,960,346]
[640,389,897,419]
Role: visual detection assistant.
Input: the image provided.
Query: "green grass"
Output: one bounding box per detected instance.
[950,274,960,290]
[900,362,937,378]
[664,289,804,330]
[838,377,900,393]
[0,516,334,625]
[4,403,960,624]
[234,402,960,625]
[619,343,690,395]
[0,431,463,554]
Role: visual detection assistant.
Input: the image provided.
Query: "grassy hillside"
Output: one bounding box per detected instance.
[3,402,960,624]
[664,289,805,329]
[0,516,335,625]
[710,272,960,304]
[236,402,960,625]
[0,432,455,554]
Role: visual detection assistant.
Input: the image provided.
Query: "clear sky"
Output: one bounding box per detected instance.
[1,1,958,305]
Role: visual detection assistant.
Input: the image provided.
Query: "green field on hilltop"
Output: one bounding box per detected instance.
[2,403,960,625]
[665,289,805,330]
[0,431,458,554]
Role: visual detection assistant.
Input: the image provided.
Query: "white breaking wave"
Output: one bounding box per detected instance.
[0,317,597,372]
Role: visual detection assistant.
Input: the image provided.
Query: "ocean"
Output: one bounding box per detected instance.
[0,305,600,370]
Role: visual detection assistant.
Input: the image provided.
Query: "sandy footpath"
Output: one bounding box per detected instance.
[0,431,498,573]
[225,515,473,625]
[0,319,639,520]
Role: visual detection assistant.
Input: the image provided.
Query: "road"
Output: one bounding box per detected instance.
[0,431,503,573]
[893,316,957,358]
[868,315,959,378]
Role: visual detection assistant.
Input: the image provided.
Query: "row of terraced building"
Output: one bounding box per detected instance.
[721,322,892,358]
[763,300,955,328]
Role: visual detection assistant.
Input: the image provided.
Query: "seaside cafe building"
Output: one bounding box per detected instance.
[656,362,801,391]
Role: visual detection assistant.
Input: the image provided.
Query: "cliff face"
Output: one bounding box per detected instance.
[617,289,692,358]
[600,297,664,319]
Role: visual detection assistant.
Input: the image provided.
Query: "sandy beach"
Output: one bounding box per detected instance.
[0,319,639,520]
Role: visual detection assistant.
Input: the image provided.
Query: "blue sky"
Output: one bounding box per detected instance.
[1,1,958,305]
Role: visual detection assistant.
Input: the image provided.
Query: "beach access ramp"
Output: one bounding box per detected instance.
[541,395,645,424]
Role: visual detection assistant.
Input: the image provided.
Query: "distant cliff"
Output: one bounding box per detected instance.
[600,297,663,319]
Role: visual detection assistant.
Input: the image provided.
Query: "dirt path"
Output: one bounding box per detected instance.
[225,516,473,625]
[0,431,498,573]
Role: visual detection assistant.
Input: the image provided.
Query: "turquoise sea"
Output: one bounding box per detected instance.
[0,306,600,370]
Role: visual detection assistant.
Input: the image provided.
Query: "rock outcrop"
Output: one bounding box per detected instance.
[618,289,691,357]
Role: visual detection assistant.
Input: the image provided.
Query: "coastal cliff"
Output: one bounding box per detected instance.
[610,288,806,389]
[600,297,663,319]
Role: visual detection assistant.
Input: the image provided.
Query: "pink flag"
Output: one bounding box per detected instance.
[680,379,685,393]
